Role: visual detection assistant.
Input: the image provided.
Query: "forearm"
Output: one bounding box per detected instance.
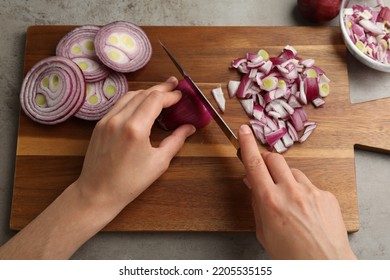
[0,182,118,259]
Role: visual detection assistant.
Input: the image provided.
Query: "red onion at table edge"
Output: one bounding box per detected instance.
[157,79,213,130]
[297,0,342,22]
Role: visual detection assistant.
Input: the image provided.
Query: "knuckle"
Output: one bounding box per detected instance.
[123,119,145,140]
[246,155,264,171]
[149,90,165,101]
[260,189,281,213]
[105,115,122,133]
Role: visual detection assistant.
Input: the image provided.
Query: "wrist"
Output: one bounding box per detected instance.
[69,180,123,229]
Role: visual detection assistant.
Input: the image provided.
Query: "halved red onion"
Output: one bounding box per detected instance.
[229,45,330,152]
[20,56,86,125]
[75,71,128,120]
[56,25,110,82]
[157,79,213,130]
[94,21,152,73]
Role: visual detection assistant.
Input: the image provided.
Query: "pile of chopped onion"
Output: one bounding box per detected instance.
[228,45,330,153]
[20,21,151,124]
[343,0,390,64]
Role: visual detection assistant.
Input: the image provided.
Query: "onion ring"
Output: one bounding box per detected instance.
[56,25,111,82]
[94,21,152,73]
[75,71,128,120]
[20,56,86,125]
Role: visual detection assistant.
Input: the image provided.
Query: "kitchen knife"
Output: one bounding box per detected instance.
[160,41,242,160]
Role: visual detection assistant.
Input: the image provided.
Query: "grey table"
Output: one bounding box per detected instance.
[1,0,389,259]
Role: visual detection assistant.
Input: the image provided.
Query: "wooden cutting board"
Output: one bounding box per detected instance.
[12,25,390,232]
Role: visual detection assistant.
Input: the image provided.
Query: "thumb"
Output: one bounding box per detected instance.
[158,124,196,159]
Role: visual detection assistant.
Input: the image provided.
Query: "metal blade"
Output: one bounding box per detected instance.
[160,41,240,152]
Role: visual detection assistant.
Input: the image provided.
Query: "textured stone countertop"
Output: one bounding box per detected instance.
[1,0,390,259]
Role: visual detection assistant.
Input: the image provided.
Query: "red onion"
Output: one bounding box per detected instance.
[297,0,342,22]
[56,25,111,82]
[20,56,86,125]
[94,21,152,73]
[229,45,330,153]
[157,79,213,130]
[75,71,128,120]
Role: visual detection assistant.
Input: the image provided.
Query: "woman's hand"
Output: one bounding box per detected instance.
[0,77,196,259]
[238,124,356,260]
[76,76,196,215]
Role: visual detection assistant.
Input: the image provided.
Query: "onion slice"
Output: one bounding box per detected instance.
[56,25,111,82]
[75,72,128,120]
[20,56,86,125]
[94,21,152,73]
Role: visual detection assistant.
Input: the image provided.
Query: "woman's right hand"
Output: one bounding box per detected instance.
[238,124,356,260]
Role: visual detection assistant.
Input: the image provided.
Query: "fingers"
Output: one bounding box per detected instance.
[238,125,274,194]
[291,168,313,187]
[238,124,307,190]
[261,152,296,185]
[158,124,196,160]
[102,76,179,122]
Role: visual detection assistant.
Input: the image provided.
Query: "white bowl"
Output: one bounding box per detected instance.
[340,0,390,72]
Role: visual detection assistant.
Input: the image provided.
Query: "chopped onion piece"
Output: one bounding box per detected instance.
[227,80,240,98]
[211,86,226,113]
[240,98,254,116]
[261,76,278,91]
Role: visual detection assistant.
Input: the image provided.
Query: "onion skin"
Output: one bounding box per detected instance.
[297,0,342,22]
[157,79,213,130]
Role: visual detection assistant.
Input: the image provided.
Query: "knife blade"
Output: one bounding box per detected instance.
[159,41,241,160]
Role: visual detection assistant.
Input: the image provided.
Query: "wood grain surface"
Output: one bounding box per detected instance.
[12,25,390,232]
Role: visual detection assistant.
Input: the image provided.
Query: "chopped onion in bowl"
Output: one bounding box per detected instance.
[343,0,390,64]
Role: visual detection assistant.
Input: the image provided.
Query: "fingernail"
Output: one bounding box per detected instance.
[166,76,177,83]
[239,124,252,135]
[188,125,196,136]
